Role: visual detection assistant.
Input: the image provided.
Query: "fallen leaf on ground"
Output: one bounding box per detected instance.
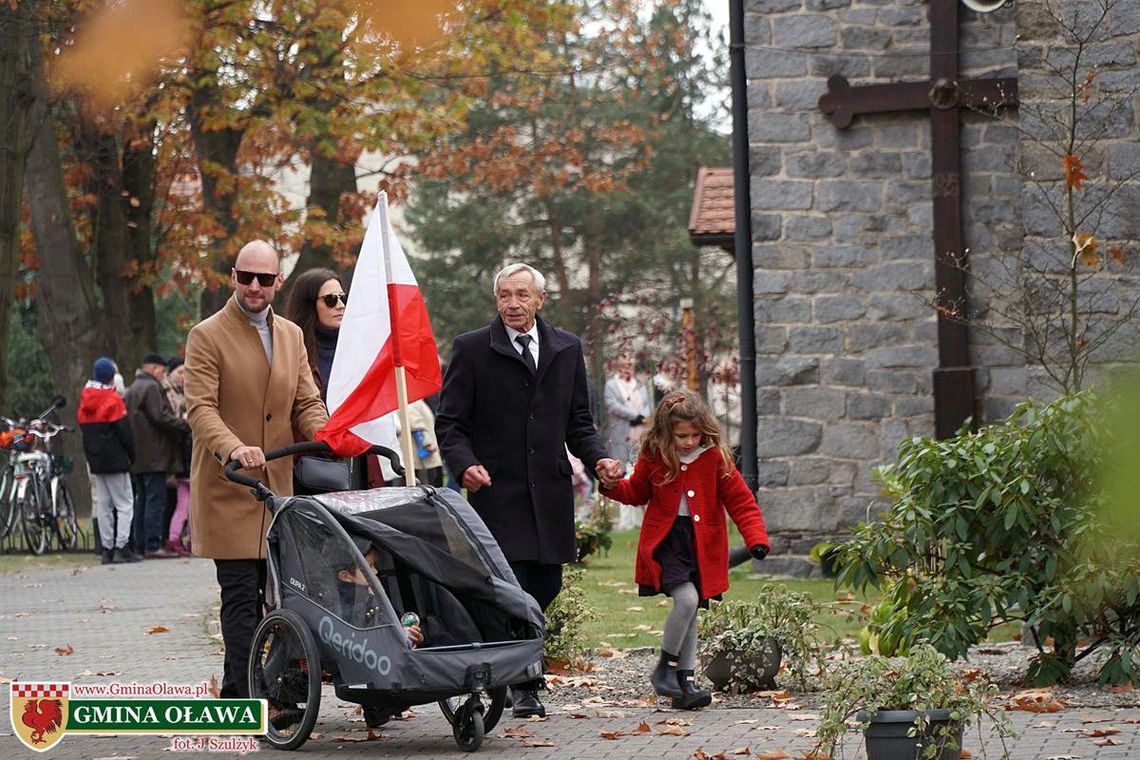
[1093,738,1120,746]
[207,674,220,698]
[501,725,529,737]
[728,748,751,756]
[1005,689,1065,713]
[1079,716,1111,724]
[55,644,74,656]
[6,637,16,641]
[527,714,549,722]
[596,709,630,718]
[76,670,120,677]
[658,717,693,726]
[99,599,116,613]
[1108,682,1135,693]
[24,583,43,588]
[599,729,627,740]
[331,730,386,742]
[794,728,814,737]
[626,606,645,612]
[145,626,170,634]
[1081,727,1120,737]
[658,725,690,736]
[1032,721,1057,728]
[618,588,637,595]
[522,738,555,747]
[635,721,651,733]
[788,713,819,721]
[734,719,759,724]
[14,612,32,618]
[756,751,790,760]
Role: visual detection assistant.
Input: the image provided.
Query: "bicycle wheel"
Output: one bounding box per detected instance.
[52,478,78,551]
[20,476,48,555]
[248,609,321,751]
[0,465,15,539]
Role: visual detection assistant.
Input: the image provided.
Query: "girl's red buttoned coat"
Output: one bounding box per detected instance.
[601,448,770,601]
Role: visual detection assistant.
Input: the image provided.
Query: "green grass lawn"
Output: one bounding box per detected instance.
[0,552,100,574]
[576,528,879,650]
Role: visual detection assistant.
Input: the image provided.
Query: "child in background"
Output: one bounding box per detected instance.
[601,391,769,709]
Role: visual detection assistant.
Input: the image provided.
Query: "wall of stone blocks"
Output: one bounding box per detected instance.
[744,0,1026,571]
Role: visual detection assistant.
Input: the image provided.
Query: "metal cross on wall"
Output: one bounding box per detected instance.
[817,0,1017,438]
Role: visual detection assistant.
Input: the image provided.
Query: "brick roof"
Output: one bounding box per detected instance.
[688,167,735,249]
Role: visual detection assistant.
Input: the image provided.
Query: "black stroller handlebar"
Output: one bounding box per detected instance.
[224,440,405,501]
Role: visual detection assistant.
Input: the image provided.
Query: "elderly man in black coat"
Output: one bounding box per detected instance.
[437,262,622,718]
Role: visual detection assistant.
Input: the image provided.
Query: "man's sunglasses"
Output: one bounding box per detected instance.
[234,270,279,287]
[320,293,348,308]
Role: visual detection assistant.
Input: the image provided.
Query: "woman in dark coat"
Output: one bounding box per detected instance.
[285,267,345,402]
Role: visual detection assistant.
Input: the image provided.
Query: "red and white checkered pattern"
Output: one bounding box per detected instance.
[11,683,69,699]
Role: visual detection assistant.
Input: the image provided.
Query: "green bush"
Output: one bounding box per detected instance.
[543,566,595,666]
[833,391,1140,684]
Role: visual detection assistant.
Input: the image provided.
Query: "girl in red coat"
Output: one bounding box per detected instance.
[601,391,769,709]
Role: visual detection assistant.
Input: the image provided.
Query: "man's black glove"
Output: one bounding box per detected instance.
[630,415,645,426]
[750,544,768,561]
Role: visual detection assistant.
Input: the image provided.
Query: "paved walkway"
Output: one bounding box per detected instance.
[2,558,1139,759]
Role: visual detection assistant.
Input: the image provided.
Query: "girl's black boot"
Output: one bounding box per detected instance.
[670,669,712,710]
[650,650,684,698]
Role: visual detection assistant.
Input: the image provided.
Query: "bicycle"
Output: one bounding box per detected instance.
[0,396,76,554]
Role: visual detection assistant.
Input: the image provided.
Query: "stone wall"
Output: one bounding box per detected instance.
[745,0,1140,574]
[744,0,1023,575]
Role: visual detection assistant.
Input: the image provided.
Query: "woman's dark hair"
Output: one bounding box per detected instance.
[285,267,342,369]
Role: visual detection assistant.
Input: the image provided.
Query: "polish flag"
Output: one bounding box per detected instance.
[318,192,442,457]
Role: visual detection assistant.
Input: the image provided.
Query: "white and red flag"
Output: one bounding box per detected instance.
[318,192,442,460]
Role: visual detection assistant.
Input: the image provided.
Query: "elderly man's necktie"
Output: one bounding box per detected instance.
[515,335,537,374]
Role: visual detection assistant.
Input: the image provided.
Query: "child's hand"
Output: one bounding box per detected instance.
[750,544,768,560]
[406,624,423,648]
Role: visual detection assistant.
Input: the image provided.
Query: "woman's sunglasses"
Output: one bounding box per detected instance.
[234,270,279,287]
[320,293,348,308]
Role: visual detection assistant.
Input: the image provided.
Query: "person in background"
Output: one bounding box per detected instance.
[601,391,769,710]
[604,353,652,530]
[399,399,444,487]
[185,239,328,700]
[284,267,345,402]
[436,261,622,718]
[125,352,189,558]
[163,356,192,557]
[78,357,141,564]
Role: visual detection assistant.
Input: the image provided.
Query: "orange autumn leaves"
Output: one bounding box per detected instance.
[1064,152,1126,270]
[51,0,452,111]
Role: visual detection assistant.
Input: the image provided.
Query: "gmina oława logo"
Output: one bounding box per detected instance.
[10,681,266,752]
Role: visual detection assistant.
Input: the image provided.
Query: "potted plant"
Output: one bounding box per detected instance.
[696,582,821,692]
[815,644,1013,760]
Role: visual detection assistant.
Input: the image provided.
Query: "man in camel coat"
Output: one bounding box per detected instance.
[184,240,327,699]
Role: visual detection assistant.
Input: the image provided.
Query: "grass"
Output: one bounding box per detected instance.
[0,551,100,574]
[576,527,880,650]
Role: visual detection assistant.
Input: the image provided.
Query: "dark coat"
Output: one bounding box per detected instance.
[601,447,770,602]
[436,315,608,565]
[77,382,135,474]
[125,370,190,474]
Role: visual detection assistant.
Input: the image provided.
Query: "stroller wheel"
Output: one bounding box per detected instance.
[248,609,321,751]
[439,685,507,734]
[452,696,484,752]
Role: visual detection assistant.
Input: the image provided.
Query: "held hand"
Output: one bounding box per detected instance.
[406,624,423,648]
[461,464,492,493]
[595,458,623,489]
[750,544,769,561]
[229,445,266,470]
[630,414,645,426]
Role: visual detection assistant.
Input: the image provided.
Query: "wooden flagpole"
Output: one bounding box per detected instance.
[378,192,417,486]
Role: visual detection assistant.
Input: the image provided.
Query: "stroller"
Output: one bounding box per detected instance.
[225,442,545,752]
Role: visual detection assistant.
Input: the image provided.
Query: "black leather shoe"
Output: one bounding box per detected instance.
[510,688,546,719]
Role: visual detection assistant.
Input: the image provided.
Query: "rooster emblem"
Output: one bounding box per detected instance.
[22,699,64,745]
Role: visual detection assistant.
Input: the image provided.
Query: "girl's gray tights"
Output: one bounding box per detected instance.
[662,581,699,670]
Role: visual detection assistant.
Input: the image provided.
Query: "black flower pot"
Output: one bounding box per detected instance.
[702,636,782,691]
[857,709,963,760]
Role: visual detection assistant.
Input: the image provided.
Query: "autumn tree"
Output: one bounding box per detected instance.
[406,0,731,385]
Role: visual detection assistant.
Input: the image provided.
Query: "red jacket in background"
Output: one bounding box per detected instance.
[77,382,135,473]
[602,447,769,602]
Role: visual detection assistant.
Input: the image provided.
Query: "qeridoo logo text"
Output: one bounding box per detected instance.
[318,615,392,676]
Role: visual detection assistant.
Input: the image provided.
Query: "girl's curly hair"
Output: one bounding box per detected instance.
[638,391,734,482]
